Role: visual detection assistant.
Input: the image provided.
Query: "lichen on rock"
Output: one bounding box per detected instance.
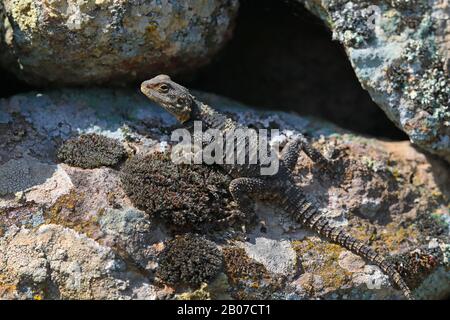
[57,133,127,169]
[98,207,167,272]
[120,152,241,232]
[328,1,377,48]
[222,246,283,299]
[156,233,223,287]
[297,0,450,163]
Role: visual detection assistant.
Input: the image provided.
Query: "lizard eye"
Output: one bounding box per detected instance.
[159,84,170,93]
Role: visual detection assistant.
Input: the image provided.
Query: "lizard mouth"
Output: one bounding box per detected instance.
[140,83,158,100]
[140,85,169,108]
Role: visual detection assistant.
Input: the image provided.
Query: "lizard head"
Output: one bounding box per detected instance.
[141,74,194,123]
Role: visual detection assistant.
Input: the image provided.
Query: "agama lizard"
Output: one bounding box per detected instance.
[141,74,413,299]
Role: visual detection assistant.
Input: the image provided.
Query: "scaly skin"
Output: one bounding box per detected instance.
[141,74,413,299]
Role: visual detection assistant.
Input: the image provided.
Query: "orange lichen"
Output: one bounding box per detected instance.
[378,223,419,252]
[44,190,101,238]
[0,274,17,298]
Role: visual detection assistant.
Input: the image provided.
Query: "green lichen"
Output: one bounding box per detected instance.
[386,40,449,114]
[430,213,449,229]
[361,156,385,173]
[387,0,428,11]
[174,274,232,300]
[379,223,419,251]
[385,0,430,31]
[156,234,223,287]
[175,283,211,300]
[8,0,38,31]
[328,1,377,48]
[57,133,127,169]
[415,212,449,240]
[293,239,352,290]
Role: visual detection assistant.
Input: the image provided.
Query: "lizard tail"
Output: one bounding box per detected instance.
[295,206,413,299]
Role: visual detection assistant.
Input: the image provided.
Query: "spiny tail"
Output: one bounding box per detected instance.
[307,214,412,300]
[285,189,413,299]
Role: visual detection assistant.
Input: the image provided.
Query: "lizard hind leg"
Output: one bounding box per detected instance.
[221,177,273,224]
[281,135,330,171]
[280,137,304,170]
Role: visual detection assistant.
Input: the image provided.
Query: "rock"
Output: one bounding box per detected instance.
[99,207,167,271]
[242,237,297,276]
[0,0,238,86]
[296,0,450,163]
[338,251,366,273]
[0,88,448,299]
[0,224,158,299]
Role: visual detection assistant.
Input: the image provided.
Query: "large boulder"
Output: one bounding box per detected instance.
[0,0,238,85]
[0,88,448,299]
[296,0,449,163]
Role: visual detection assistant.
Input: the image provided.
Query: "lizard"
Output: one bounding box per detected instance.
[140,74,413,300]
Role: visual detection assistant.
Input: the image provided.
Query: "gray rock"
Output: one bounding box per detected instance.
[99,207,168,271]
[297,0,450,162]
[0,0,238,86]
[242,237,298,277]
[0,224,158,299]
[0,88,448,299]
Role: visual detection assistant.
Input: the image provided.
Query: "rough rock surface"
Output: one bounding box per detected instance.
[0,89,449,299]
[297,0,450,163]
[0,0,238,86]
[0,224,158,299]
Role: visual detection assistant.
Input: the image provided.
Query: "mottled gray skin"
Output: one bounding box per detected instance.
[141,75,413,299]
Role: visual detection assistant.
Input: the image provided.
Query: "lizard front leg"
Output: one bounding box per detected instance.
[221,177,273,223]
[280,134,330,171]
